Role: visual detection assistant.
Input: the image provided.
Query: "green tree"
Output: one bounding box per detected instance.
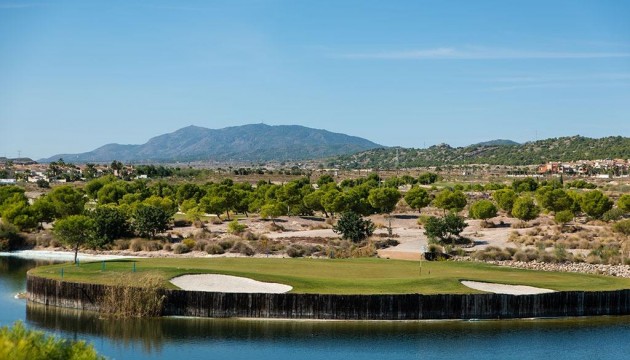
[554,210,574,227]
[53,215,95,263]
[133,205,171,239]
[89,206,130,246]
[199,195,227,218]
[579,190,613,219]
[468,200,498,225]
[332,211,375,243]
[493,189,517,213]
[1,201,37,231]
[47,186,86,219]
[368,187,401,214]
[433,189,467,213]
[404,186,431,213]
[538,188,574,212]
[618,194,630,213]
[511,196,540,222]
[424,213,467,244]
[259,202,285,224]
[0,321,104,360]
[418,172,439,185]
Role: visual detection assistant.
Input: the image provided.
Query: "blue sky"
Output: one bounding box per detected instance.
[1,0,629,159]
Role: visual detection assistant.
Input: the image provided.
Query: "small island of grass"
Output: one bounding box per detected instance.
[28,257,630,295]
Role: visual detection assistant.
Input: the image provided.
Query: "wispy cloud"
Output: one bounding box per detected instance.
[0,2,38,9]
[485,73,630,92]
[338,46,630,60]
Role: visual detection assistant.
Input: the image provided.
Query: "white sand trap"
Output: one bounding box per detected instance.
[461,281,556,295]
[170,274,293,293]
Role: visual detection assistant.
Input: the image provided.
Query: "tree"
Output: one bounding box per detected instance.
[89,206,130,246]
[404,186,431,212]
[511,196,540,222]
[512,178,538,193]
[417,172,438,185]
[199,195,227,218]
[493,189,517,213]
[47,186,86,219]
[53,215,95,263]
[368,187,401,214]
[316,174,335,188]
[133,205,171,239]
[579,190,613,219]
[554,210,574,227]
[424,213,467,244]
[433,189,467,213]
[538,188,574,212]
[332,211,375,243]
[468,200,497,225]
[259,202,285,224]
[618,194,630,213]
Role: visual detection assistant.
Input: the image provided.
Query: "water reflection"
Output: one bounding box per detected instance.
[26,301,630,355]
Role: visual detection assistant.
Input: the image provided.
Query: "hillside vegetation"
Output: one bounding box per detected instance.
[329,136,630,168]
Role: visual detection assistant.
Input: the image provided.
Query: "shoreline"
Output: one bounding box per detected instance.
[0,249,138,262]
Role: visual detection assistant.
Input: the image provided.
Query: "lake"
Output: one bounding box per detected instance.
[2,256,630,360]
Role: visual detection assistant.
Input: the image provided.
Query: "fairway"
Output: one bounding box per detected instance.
[29,258,630,295]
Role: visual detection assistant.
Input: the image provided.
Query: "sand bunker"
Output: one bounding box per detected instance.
[461,281,556,295]
[170,274,293,293]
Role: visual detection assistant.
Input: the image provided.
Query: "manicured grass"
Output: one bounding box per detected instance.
[29,258,630,295]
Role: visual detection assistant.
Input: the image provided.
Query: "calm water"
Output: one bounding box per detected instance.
[2,256,630,360]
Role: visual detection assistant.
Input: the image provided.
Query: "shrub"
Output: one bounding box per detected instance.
[227,220,247,235]
[182,238,196,249]
[142,241,161,252]
[210,216,223,225]
[602,208,624,222]
[205,243,224,254]
[162,243,172,251]
[287,245,306,258]
[219,239,235,250]
[113,239,130,250]
[612,219,630,236]
[0,321,105,360]
[130,239,143,252]
[193,240,209,251]
[173,243,190,254]
[232,241,255,256]
[0,221,25,251]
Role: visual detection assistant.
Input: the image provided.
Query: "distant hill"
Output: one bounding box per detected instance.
[328,136,630,168]
[472,139,520,147]
[39,124,382,163]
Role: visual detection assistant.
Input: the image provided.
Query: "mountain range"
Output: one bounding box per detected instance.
[40,124,382,163]
[328,136,630,168]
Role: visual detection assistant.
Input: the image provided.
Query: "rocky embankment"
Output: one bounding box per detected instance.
[476,259,630,278]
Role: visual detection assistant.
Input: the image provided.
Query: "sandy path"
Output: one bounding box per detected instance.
[170,274,293,293]
[461,281,555,295]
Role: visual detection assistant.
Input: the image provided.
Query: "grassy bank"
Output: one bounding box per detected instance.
[29,258,630,295]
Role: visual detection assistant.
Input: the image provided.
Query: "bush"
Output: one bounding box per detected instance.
[193,240,209,251]
[287,245,306,258]
[613,219,630,236]
[227,220,247,235]
[0,221,25,251]
[162,243,172,251]
[219,238,236,250]
[232,241,255,256]
[472,246,512,261]
[603,208,625,222]
[113,239,130,250]
[0,321,104,360]
[129,239,143,252]
[205,243,224,254]
[173,243,190,254]
[182,238,196,249]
